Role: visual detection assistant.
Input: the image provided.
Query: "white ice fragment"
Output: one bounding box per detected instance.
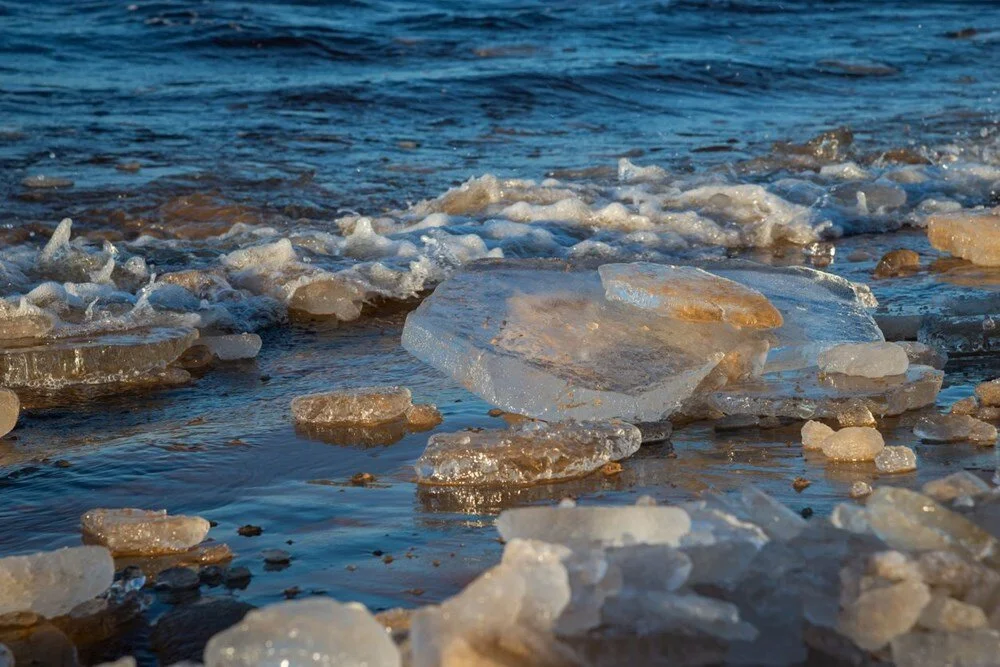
[81,509,211,556]
[199,333,262,361]
[496,505,691,548]
[820,426,884,461]
[818,342,909,378]
[875,446,917,474]
[838,580,931,651]
[0,546,113,618]
[801,420,834,450]
[830,503,871,534]
[204,598,401,667]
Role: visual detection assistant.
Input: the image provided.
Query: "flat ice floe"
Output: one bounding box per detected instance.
[80,509,211,556]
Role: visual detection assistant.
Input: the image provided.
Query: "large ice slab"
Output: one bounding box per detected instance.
[0,327,197,389]
[415,420,641,486]
[0,546,113,618]
[599,263,783,329]
[81,509,211,556]
[204,598,401,667]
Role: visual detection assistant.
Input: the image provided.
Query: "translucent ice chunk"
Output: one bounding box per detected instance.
[866,487,997,560]
[496,505,691,548]
[0,300,54,340]
[0,327,197,390]
[80,509,211,556]
[927,207,1000,267]
[917,595,987,632]
[402,259,768,422]
[875,446,917,474]
[415,420,641,486]
[199,333,262,361]
[914,414,997,445]
[288,277,366,320]
[921,472,991,502]
[817,342,909,378]
[838,580,930,650]
[820,426,884,462]
[290,386,413,426]
[800,420,834,450]
[691,364,942,420]
[598,263,783,329]
[0,546,113,618]
[204,598,400,667]
[892,629,1000,667]
[976,379,1000,407]
[0,389,18,437]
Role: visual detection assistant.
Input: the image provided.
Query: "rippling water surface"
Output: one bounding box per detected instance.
[2,0,1000,663]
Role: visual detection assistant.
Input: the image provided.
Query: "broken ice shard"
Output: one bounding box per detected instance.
[496,504,691,547]
[80,509,211,556]
[927,207,1000,267]
[817,342,909,378]
[598,263,783,329]
[204,598,400,667]
[0,327,197,390]
[402,259,773,422]
[913,414,997,445]
[291,386,414,426]
[0,546,114,618]
[415,420,641,485]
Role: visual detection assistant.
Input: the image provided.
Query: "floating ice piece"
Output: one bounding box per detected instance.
[496,504,691,548]
[0,327,197,390]
[873,249,920,278]
[288,277,366,320]
[838,580,930,650]
[951,396,979,415]
[820,427,884,461]
[896,341,947,370]
[22,175,73,189]
[198,334,262,361]
[0,300,54,340]
[913,414,997,445]
[403,259,769,422]
[415,420,641,486]
[598,263,783,329]
[800,420,834,450]
[692,364,941,420]
[818,342,909,378]
[927,207,1000,267]
[875,446,917,474]
[0,389,17,437]
[849,481,873,498]
[891,629,1000,667]
[80,509,211,556]
[291,386,413,426]
[976,379,1000,407]
[204,598,400,667]
[921,472,991,502]
[866,487,997,560]
[0,546,113,618]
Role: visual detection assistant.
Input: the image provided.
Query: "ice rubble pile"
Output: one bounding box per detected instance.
[402,258,942,426]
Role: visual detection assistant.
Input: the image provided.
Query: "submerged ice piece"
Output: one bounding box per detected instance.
[691,364,942,420]
[415,420,641,486]
[204,598,400,667]
[0,546,114,617]
[927,207,1000,267]
[81,509,211,556]
[291,386,414,426]
[402,259,770,422]
[599,263,783,329]
[0,327,197,390]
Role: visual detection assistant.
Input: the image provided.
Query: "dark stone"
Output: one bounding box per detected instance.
[151,597,255,664]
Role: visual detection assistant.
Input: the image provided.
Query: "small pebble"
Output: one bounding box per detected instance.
[792,477,811,492]
[224,566,252,587]
[238,524,263,537]
[262,549,291,565]
[350,472,376,486]
[155,567,200,591]
[600,461,623,476]
[283,586,301,599]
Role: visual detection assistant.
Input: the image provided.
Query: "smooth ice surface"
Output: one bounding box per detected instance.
[927,208,1000,267]
[204,598,401,667]
[81,509,211,556]
[598,263,783,329]
[0,327,196,390]
[290,386,413,426]
[402,259,767,422]
[415,420,641,485]
[0,389,17,437]
[866,487,998,560]
[0,546,113,618]
[820,426,885,461]
[496,505,691,547]
[817,342,909,378]
[875,446,917,474]
[914,414,998,445]
[199,333,263,361]
[691,364,942,420]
